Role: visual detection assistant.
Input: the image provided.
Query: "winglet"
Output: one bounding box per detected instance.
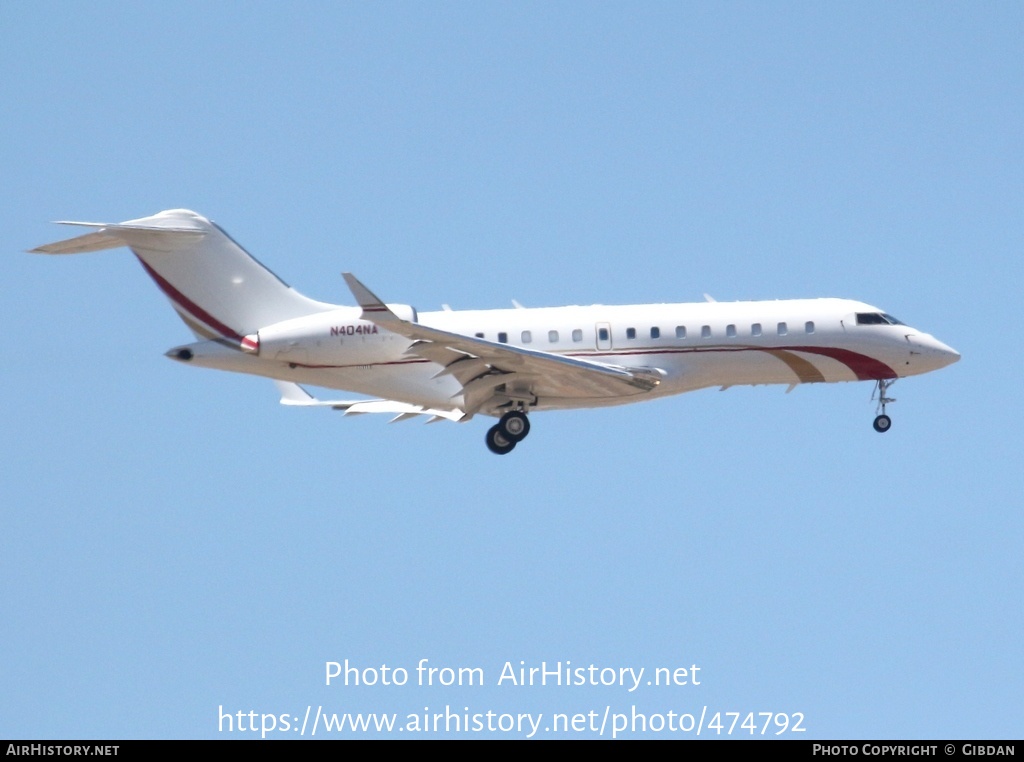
[342,272,403,325]
[274,380,317,405]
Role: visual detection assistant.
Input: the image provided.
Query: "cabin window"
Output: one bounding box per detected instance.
[805,321,815,334]
[626,327,636,340]
[701,325,711,339]
[726,324,737,338]
[572,329,583,342]
[777,322,788,336]
[598,327,610,342]
[650,327,660,339]
[521,330,532,344]
[675,326,686,339]
[751,323,762,337]
[474,332,484,338]
[548,330,559,343]
[498,332,508,343]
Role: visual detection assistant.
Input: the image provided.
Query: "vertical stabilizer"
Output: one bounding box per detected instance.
[31,209,336,341]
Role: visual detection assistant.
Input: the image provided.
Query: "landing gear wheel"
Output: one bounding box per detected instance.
[872,379,896,433]
[485,425,516,455]
[498,410,531,442]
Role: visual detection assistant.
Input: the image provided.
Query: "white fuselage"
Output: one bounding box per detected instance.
[180,296,959,415]
[32,210,958,444]
[32,209,960,441]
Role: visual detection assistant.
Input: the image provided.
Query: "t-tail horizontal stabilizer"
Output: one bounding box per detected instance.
[29,220,208,255]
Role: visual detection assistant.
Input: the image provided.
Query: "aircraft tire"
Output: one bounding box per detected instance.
[873,414,892,433]
[499,410,530,441]
[486,425,516,455]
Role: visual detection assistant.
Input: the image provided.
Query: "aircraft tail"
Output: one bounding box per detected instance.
[30,209,335,342]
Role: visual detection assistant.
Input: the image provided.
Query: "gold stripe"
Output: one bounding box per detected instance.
[177,310,219,341]
[764,349,826,384]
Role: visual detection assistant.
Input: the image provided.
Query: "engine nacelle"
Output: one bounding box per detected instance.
[383,304,417,323]
[244,305,417,366]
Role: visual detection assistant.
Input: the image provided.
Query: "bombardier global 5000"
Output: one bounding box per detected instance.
[32,209,960,454]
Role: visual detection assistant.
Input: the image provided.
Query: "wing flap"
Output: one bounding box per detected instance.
[432,355,491,385]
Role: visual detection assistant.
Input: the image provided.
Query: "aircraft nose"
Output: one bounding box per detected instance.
[940,343,960,367]
[915,334,960,370]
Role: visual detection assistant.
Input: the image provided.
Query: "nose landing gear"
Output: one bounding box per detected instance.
[485,410,531,454]
[872,379,896,433]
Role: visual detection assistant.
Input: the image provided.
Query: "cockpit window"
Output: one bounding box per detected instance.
[856,312,904,326]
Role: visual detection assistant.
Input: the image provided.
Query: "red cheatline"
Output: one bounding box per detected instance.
[136,256,243,342]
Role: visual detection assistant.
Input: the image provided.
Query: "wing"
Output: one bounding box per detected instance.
[274,381,464,424]
[342,273,664,417]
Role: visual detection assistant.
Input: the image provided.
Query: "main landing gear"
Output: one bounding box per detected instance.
[485,410,531,455]
[872,379,896,433]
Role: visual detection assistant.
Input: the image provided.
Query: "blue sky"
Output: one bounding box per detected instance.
[1,1,1021,739]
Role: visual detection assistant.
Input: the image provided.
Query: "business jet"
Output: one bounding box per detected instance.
[31,209,959,454]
